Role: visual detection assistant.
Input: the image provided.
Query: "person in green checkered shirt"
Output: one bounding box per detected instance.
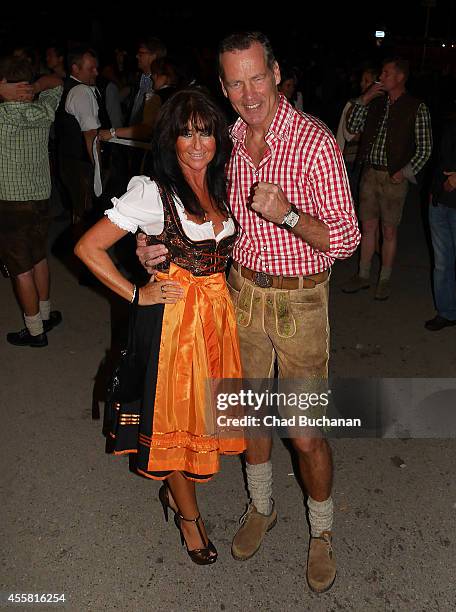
[342,57,432,301]
[0,56,63,347]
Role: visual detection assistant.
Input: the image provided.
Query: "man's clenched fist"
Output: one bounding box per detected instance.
[251,182,291,225]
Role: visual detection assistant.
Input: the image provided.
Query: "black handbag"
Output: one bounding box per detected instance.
[106,290,145,428]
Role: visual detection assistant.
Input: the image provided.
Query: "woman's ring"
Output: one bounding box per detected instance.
[161,285,166,293]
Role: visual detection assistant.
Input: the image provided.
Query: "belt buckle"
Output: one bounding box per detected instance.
[252,271,272,288]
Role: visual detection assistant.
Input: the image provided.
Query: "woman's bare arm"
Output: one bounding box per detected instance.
[75,218,183,305]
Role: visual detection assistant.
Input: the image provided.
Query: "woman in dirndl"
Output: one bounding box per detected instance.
[75,88,245,565]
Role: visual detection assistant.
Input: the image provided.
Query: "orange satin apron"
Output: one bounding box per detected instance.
[137,263,245,479]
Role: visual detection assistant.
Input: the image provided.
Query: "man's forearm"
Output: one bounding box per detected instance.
[116,123,153,141]
[290,213,329,252]
[33,75,63,94]
[83,129,97,164]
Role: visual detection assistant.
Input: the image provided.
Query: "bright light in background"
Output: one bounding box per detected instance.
[375,31,385,38]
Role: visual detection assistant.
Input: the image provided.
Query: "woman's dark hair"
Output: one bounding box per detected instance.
[151,88,232,217]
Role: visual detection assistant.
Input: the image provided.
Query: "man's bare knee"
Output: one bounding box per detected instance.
[361,219,379,236]
[291,434,327,456]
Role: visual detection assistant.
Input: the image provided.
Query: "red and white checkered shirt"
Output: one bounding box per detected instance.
[227,95,361,276]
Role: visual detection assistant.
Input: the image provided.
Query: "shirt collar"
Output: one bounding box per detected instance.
[70,75,96,91]
[230,94,293,145]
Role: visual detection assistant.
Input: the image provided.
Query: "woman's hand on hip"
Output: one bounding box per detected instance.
[138,279,184,305]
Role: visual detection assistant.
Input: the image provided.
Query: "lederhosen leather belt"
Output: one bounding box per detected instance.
[232,261,328,289]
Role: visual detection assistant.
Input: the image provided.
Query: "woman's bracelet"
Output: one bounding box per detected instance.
[130,284,137,303]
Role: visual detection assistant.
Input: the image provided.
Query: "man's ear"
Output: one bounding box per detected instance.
[273,62,281,86]
[219,77,228,98]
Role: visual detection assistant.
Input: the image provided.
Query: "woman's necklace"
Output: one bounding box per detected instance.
[202,208,213,223]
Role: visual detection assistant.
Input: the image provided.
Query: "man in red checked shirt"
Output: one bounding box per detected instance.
[137,32,360,592]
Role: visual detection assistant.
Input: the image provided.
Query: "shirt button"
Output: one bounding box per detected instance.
[259,222,263,226]
[263,246,267,251]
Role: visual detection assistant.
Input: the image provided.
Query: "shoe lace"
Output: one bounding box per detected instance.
[238,499,275,525]
[238,503,253,526]
[314,532,333,557]
[18,328,29,338]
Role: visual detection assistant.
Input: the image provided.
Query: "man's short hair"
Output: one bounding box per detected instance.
[217,31,276,79]
[383,57,410,81]
[67,46,97,71]
[138,37,167,59]
[0,56,33,83]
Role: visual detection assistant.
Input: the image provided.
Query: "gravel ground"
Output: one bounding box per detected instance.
[1,188,455,611]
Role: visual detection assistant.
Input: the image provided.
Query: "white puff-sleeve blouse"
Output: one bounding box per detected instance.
[105,176,235,243]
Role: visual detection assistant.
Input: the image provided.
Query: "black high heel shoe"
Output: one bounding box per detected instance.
[158,483,177,523]
[174,512,218,565]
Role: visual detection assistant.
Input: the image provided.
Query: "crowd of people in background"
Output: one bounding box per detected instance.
[1,33,456,347]
[1,28,456,599]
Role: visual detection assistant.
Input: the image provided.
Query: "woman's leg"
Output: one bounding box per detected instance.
[166,471,215,555]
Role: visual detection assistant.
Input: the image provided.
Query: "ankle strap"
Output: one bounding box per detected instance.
[176,512,207,546]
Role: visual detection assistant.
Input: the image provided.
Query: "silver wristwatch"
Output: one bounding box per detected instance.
[280,204,300,229]
[109,127,117,138]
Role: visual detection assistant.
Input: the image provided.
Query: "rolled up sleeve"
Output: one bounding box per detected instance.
[65,84,100,131]
[310,135,361,260]
[409,103,433,176]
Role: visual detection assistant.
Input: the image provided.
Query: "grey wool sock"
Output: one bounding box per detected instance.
[307,495,334,537]
[246,461,273,516]
[39,300,51,321]
[359,262,371,280]
[24,312,44,336]
[379,266,392,281]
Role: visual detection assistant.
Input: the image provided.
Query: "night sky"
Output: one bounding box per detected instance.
[1,1,455,52]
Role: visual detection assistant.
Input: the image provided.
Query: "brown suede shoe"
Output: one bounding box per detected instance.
[231,502,277,561]
[306,531,336,593]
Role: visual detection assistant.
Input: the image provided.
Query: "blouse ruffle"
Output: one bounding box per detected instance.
[105,176,235,243]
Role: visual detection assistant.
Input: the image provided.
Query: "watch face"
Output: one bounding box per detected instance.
[285,211,300,227]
